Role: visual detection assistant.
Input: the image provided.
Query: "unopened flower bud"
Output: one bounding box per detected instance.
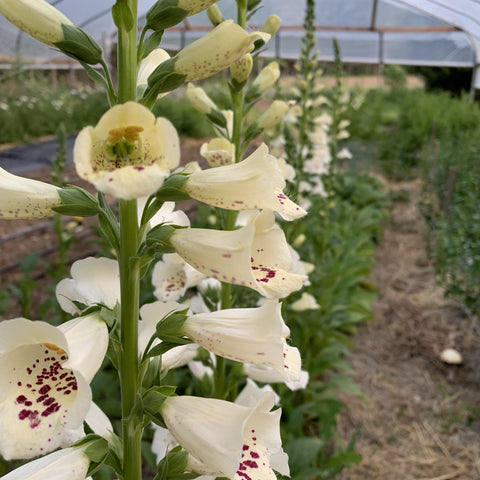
[230,54,253,84]
[261,15,281,36]
[207,4,224,26]
[292,234,306,248]
[252,62,280,91]
[186,83,217,114]
[257,100,290,130]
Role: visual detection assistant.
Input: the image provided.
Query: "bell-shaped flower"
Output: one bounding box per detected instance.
[186,83,217,115]
[0,167,61,219]
[138,200,190,229]
[0,445,91,480]
[257,100,290,130]
[0,0,73,46]
[151,253,205,302]
[56,257,120,315]
[137,49,171,98]
[243,364,310,391]
[170,209,307,298]
[290,292,320,311]
[160,392,289,479]
[200,137,235,167]
[0,314,108,460]
[182,144,306,221]
[74,102,180,199]
[252,62,280,92]
[173,20,270,82]
[179,299,302,383]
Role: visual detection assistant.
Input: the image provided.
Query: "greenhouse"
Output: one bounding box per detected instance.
[0,0,479,479]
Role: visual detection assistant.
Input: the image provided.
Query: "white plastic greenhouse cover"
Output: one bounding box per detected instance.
[1,0,480,88]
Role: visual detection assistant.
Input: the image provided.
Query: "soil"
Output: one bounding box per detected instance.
[1,138,479,478]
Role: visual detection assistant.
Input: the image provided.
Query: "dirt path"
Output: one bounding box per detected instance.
[338,179,480,479]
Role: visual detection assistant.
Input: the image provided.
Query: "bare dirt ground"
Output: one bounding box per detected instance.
[337,178,480,480]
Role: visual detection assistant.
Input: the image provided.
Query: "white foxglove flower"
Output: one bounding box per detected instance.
[138,200,190,228]
[275,156,296,182]
[257,100,290,130]
[0,445,90,480]
[183,144,306,221]
[170,210,307,298]
[0,167,61,219]
[56,257,120,315]
[137,49,171,97]
[244,364,309,391]
[138,301,198,370]
[290,292,320,311]
[252,62,280,92]
[74,102,180,199]
[186,83,217,115]
[235,378,280,407]
[0,314,108,460]
[151,253,205,302]
[0,0,72,46]
[200,138,235,167]
[337,147,353,160]
[160,392,289,479]
[173,20,269,82]
[181,300,302,383]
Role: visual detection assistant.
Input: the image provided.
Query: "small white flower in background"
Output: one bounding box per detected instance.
[183,143,306,221]
[160,392,289,479]
[151,253,205,302]
[200,137,235,167]
[336,130,350,140]
[337,147,353,160]
[138,301,198,371]
[186,83,217,115]
[243,364,310,391]
[0,445,91,480]
[170,209,307,299]
[275,156,296,182]
[338,119,350,130]
[56,257,120,315]
[173,20,270,82]
[138,200,190,228]
[0,0,72,46]
[178,300,302,383]
[0,314,108,460]
[290,292,320,311]
[74,102,180,200]
[137,48,171,97]
[0,167,61,219]
[314,112,332,128]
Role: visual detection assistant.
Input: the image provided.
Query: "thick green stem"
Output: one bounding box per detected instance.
[119,199,142,480]
[116,2,142,479]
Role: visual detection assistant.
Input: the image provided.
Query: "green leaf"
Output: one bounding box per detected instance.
[146,0,189,30]
[112,0,135,31]
[138,30,164,61]
[155,174,190,202]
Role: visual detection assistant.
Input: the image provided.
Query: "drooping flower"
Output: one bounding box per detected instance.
[0,445,90,480]
[0,0,72,46]
[74,102,180,199]
[0,314,108,460]
[176,299,302,383]
[0,167,61,219]
[243,363,309,391]
[173,20,270,82]
[200,137,235,167]
[151,253,205,302]
[169,210,307,298]
[56,257,120,315]
[138,200,190,229]
[160,392,289,479]
[182,144,306,221]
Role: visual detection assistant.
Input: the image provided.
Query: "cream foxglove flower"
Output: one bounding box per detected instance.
[0,445,90,480]
[200,138,235,167]
[261,15,281,36]
[56,257,120,315]
[137,49,171,98]
[179,300,302,383]
[290,292,320,311]
[170,210,307,298]
[0,0,72,46]
[257,100,290,130]
[138,200,190,228]
[186,83,217,115]
[160,392,289,479]
[74,102,180,199]
[151,253,205,302]
[182,144,306,221]
[173,20,270,82]
[252,62,280,92]
[0,167,61,219]
[230,53,253,84]
[0,314,108,460]
[177,0,220,16]
[243,364,310,391]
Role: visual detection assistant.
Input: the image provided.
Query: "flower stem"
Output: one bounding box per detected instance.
[116,2,142,479]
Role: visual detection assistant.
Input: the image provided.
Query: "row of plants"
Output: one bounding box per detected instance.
[348,83,480,316]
